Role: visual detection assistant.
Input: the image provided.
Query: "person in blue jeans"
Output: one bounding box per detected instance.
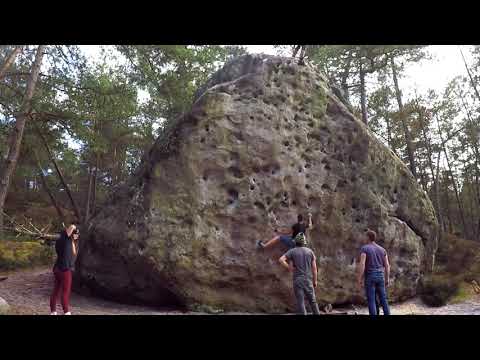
[356,229,391,315]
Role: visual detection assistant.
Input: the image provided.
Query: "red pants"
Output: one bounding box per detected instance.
[50,267,72,313]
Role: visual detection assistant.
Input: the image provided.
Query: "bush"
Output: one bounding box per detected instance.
[436,234,480,276]
[420,275,460,307]
[0,240,54,271]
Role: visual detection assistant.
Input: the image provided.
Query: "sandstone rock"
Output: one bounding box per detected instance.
[75,54,438,313]
[0,296,10,315]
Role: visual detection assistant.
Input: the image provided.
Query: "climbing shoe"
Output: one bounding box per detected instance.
[256,240,265,249]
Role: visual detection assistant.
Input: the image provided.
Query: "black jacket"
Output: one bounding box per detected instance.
[54,230,74,271]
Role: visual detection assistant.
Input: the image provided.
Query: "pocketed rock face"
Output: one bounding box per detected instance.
[75,54,438,312]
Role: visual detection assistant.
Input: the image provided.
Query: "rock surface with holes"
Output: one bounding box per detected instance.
[75,54,438,312]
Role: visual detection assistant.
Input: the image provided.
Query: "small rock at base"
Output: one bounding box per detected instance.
[0,297,10,315]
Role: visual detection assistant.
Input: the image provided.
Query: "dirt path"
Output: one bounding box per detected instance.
[1,267,480,315]
[0,267,183,315]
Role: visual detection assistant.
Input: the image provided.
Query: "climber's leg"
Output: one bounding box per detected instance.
[257,235,294,250]
[257,235,281,249]
[278,235,295,249]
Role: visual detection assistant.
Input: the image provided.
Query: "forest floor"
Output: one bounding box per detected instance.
[1,267,480,315]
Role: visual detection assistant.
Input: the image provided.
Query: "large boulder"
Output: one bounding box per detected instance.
[75,54,438,312]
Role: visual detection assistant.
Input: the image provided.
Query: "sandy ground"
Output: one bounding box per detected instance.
[1,267,480,315]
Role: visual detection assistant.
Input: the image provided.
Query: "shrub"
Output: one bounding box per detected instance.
[0,240,54,271]
[436,234,480,276]
[420,275,460,307]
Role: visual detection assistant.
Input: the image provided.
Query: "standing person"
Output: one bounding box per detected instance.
[279,233,320,315]
[356,229,391,315]
[257,213,313,250]
[376,293,382,315]
[50,224,79,315]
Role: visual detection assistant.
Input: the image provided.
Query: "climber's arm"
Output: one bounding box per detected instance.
[307,212,313,230]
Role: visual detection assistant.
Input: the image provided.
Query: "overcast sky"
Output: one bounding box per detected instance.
[74,45,478,168]
[245,45,475,98]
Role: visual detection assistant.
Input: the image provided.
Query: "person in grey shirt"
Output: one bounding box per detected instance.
[279,232,320,315]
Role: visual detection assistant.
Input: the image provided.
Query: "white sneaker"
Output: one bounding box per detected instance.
[64,312,71,315]
[50,312,57,315]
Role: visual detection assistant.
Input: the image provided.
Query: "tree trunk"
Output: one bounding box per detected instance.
[35,126,82,223]
[84,166,94,224]
[418,160,428,192]
[458,93,480,212]
[460,47,480,103]
[444,150,467,238]
[0,46,22,80]
[340,51,353,102]
[384,113,397,155]
[434,152,444,241]
[475,171,480,240]
[0,45,45,234]
[359,61,368,125]
[476,215,480,242]
[91,152,100,217]
[390,56,417,178]
[443,175,454,234]
[417,105,437,187]
[417,104,444,232]
[34,152,65,224]
[435,115,468,238]
[467,172,477,240]
[457,91,480,238]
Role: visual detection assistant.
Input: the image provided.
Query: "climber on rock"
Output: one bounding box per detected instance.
[257,213,313,250]
[279,232,320,315]
[356,229,391,315]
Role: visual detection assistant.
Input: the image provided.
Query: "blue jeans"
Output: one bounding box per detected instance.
[279,235,295,249]
[364,271,390,315]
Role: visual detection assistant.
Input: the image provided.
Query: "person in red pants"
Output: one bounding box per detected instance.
[50,224,79,315]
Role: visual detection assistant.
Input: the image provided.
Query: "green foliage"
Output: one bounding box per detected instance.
[420,234,480,307]
[0,240,54,270]
[2,45,250,226]
[420,274,460,307]
[116,45,246,121]
[436,234,480,279]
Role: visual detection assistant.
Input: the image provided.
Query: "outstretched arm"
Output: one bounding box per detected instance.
[308,212,313,230]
